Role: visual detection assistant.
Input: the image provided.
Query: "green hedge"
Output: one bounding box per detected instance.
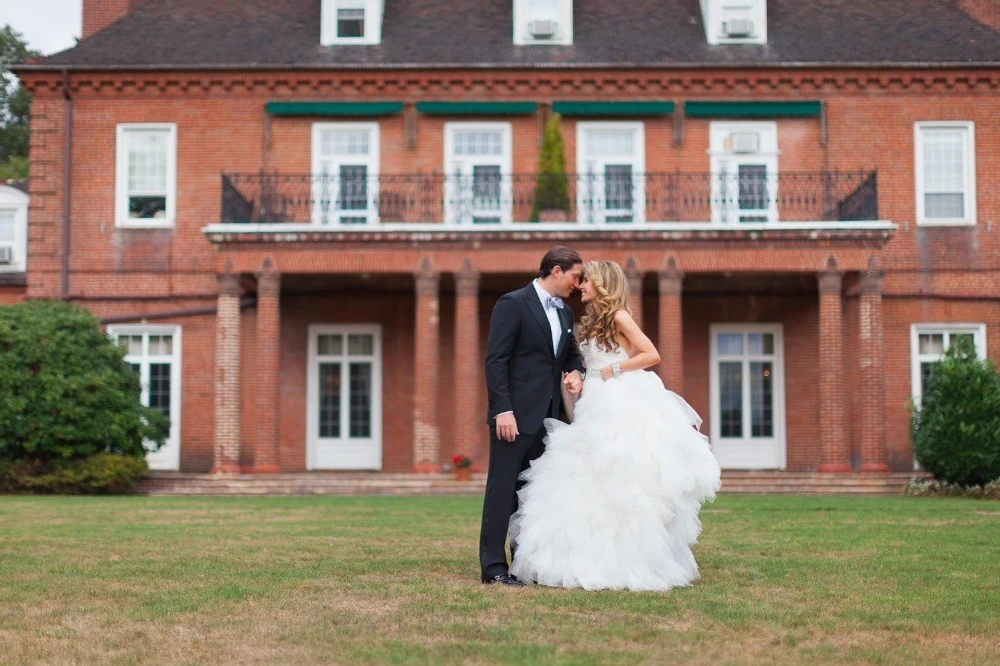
[0,453,148,494]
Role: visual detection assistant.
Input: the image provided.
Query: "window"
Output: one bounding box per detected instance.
[709,324,786,469]
[307,325,383,470]
[915,122,976,226]
[709,121,778,224]
[109,325,182,471]
[700,0,768,45]
[444,123,513,225]
[311,123,380,225]
[576,122,645,224]
[513,0,573,45]
[0,185,28,272]
[321,0,383,45]
[910,324,987,405]
[115,124,177,228]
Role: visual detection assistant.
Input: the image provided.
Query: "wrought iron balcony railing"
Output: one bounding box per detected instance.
[220,170,877,226]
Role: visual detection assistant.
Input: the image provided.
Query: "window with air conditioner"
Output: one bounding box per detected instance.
[700,0,767,45]
[0,185,29,273]
[915,122,976,226]
[321,0,384,45]
[514,0,573,45]
[709,122,778,224]
[576,122,645,225]
[115,124,177,228]
[444,123,513,225]
[311,123,380,225]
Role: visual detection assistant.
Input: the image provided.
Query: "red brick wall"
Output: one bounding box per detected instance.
[0,287,25,304]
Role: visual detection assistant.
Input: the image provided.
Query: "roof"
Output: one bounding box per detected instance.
[23,0,1000,71]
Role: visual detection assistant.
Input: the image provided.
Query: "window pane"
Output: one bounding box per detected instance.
[750,362,773,438]
[738,164,768,211]
[121,335,143,356]
[149,363,172,420]
[584,130,634,157]
[127,129,168,195]
[453,131,503,157]
[920,361,934,397]
[925,193,964,219]
[349,363,372,438]
[339,165,367,212]
[472,165,501,205]
[0,210,14,241]
[319,363,341,438]
[747,333,774,355]
[719,361,743,438]
[717,333,743,356]
[337,9,364,37]
[318,335,343,356]
[348,334,374,356]
[922,129,965,192]
[321,130,369,157]
[129,196,167,219]
[950,333,976,354]
[604,164,633,216]
[148,335,173,356]
[918,333,944,356]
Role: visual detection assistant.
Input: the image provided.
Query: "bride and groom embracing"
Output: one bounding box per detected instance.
[479,246,722,591]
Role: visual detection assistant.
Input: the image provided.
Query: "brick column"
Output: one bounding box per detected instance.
[625,256,643,327]
[817,270,851,472]
[454,264,482,467]
[252,267,281,473]
[413,265,441,472]
[657,261,684,392]
[212,272,242,476]
[858,266,890,472]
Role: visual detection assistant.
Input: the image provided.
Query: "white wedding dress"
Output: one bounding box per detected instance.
[509,340,722,591]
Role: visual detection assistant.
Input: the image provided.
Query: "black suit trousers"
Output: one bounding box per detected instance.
[478,422,547,579]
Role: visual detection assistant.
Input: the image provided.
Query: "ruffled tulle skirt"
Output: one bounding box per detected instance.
[508,370,722,591]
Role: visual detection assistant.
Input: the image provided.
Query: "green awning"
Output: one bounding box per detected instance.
[415,102,538,115]
[552,101,675,116]
[683,101,822,118]
[266,102,404,116]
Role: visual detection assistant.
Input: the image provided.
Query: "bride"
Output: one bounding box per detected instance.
[508,260,722,591]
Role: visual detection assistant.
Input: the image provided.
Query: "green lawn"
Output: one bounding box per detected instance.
[0,495,998,666]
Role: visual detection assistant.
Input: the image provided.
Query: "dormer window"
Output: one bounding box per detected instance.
[321,0,384,45]
[700,0,767,45]
[513,0,573,45]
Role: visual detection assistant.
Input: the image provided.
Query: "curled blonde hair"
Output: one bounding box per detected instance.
[576,260,631,352]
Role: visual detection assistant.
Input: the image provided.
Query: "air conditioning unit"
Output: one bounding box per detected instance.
[528,20,557,38]
[722,19,754,37]
[0,246,13,265]
[730,132,760,153]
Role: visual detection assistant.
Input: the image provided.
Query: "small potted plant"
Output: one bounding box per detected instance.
[531,113,571,222]
[452,454,473,482]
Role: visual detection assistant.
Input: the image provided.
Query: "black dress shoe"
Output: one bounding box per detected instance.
[483,573,525,586]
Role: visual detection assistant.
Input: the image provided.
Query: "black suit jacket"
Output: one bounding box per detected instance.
[485,283,586,435]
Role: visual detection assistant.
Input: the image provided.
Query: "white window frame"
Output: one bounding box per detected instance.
[0,185,29,273]
[311,122,380,226]
[914,121,977,227]
[708,323,786,470]
[115,123,177,229]
[306,324,383,470]
[576,121,646,225]
[513,0,574,45]
[709,121,779,224]
[321,0,384,45]
[444,122,513,225]
[910,323,987,406]
[107,324,182,471]
[700,0,768,45]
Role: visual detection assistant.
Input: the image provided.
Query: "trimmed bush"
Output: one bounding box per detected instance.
[0,300,169,463]
[0,453,149,494]
[910,337,1000,487]
[530,113,570,221]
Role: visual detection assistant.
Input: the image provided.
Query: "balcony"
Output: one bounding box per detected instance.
[219,170,879,227]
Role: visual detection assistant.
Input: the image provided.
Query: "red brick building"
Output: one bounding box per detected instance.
[15,0,1000,477]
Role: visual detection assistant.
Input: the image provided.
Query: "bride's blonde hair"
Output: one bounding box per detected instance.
[577,260,631,352]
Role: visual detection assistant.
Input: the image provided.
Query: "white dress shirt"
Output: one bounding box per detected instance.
[532,279,563,354]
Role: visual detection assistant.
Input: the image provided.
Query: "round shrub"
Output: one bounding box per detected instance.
[0,300,169,463]
[910,337,1000,487]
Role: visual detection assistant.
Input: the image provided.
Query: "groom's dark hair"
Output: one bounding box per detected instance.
[537,246,582,278]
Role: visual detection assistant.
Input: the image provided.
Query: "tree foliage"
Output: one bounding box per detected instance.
[911,336,1000,487]
[0,300,170,463]
[530,113,570,221]
[1,25,41,179]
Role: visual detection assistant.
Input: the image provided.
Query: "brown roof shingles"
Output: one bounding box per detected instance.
[25,0,1000,70]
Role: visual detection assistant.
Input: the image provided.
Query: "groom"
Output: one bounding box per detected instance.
[480,246,586,586]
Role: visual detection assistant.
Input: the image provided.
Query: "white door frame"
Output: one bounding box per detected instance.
[708,323,786,469]
[709,121,779,224]
[108,324,182,471]
[306,323,383,470]
[443,122,513,225]
[575,121,646,224]
[311,122,380,225]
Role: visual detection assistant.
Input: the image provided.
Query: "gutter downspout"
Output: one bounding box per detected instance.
[60,69,72,299]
